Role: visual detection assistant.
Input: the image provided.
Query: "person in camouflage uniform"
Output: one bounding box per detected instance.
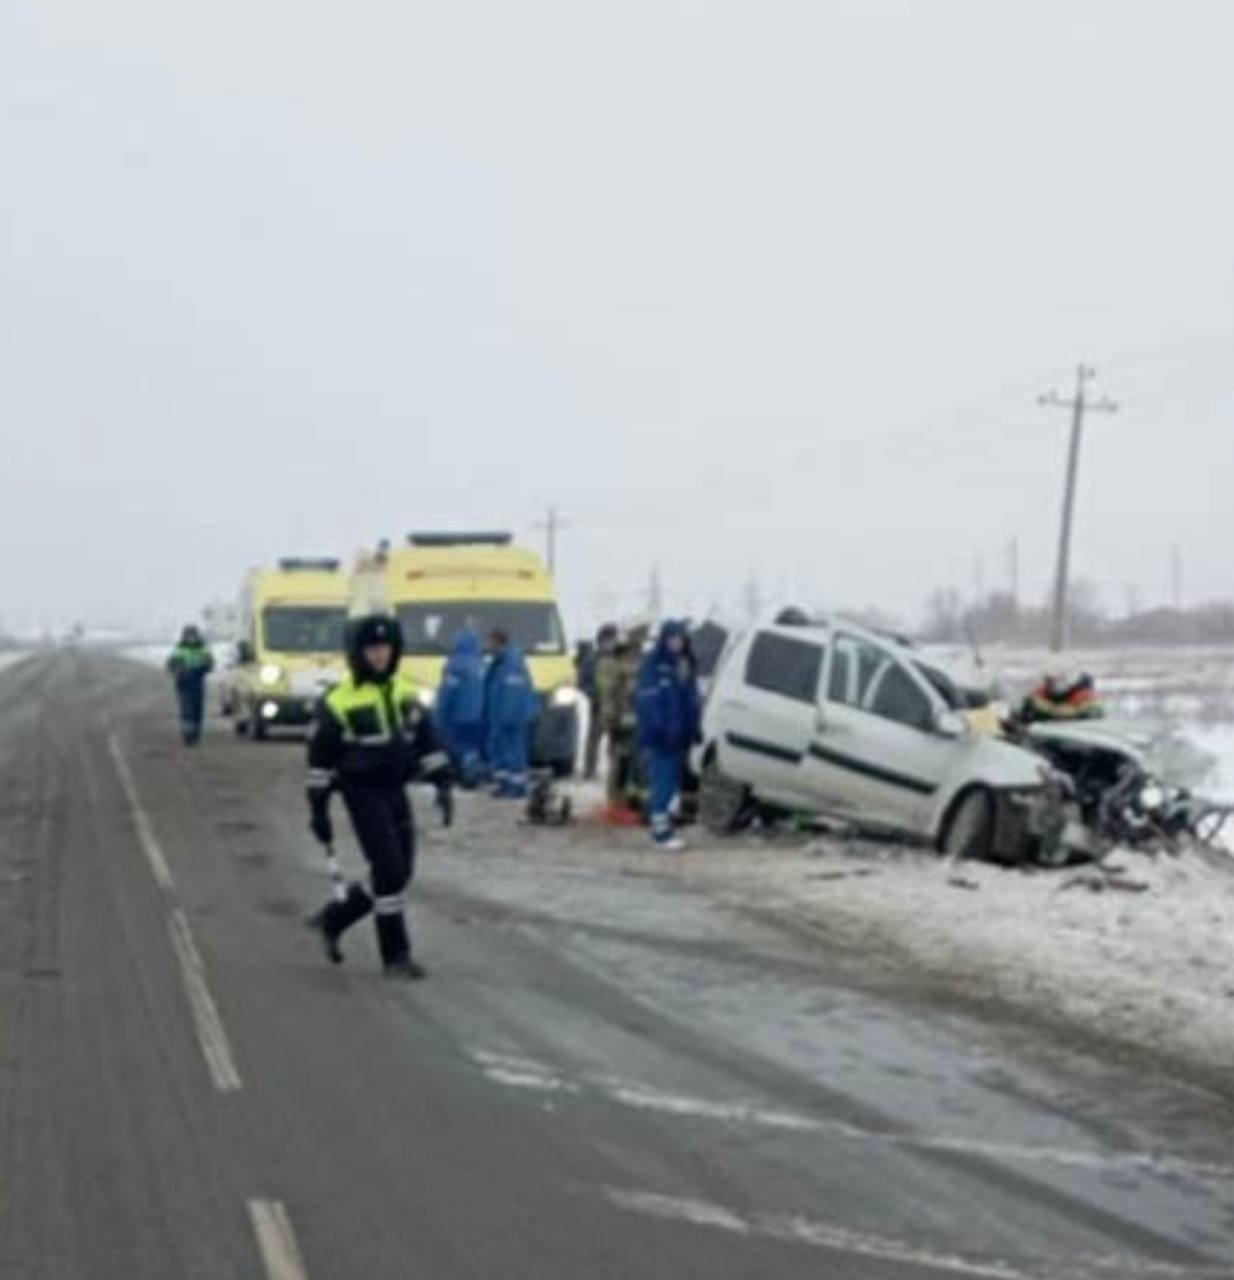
[602,625,648,816]
[583,623,619,781]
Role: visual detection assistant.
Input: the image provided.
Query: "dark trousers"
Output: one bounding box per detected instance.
[176,679,206,745]
[584,712,605,781]
[328,784,417,965]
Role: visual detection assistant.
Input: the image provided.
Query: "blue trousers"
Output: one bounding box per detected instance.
[489,725,530,796]
[176,680,206,745]
[645,748,683,842]
[443,722,486,786]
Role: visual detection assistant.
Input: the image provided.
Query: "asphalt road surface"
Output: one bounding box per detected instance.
[2,651,1232,1279]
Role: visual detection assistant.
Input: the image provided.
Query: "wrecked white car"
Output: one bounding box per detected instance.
[695,616,1063,862]
[1007,716,1232,855]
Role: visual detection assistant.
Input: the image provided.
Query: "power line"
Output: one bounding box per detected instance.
[1038,364,1119,652]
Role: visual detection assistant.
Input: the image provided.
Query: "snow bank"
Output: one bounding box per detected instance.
[0,652,32,674]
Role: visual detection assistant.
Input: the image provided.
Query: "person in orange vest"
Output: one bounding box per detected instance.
[1021,670,1103,723]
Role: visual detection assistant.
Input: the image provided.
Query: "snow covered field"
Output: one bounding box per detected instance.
[0,652,32,675]
[121,643,230,671]
[121,644,170,669]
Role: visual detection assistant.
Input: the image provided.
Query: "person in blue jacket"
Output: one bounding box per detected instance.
[484,629,536,799]
[436,629,487,787]
[636,620,701,849]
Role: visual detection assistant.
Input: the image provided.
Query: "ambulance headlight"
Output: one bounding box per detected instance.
[417,688,436,709]
[552,686,580,708]
[259,664,283,686]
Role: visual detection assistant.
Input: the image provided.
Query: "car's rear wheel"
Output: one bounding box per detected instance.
[942,787,994,861]
[700,756,753,836]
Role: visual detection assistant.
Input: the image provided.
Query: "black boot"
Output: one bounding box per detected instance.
[307,883,372,965]
[375,912,425,978]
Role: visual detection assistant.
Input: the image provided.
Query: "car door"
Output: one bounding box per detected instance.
[719,630,825,805]
[806,633,949,835]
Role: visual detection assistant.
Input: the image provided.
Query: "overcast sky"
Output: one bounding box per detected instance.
[2,0,1231,636]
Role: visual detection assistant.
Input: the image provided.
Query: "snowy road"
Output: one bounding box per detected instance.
[2,651,1232,1279]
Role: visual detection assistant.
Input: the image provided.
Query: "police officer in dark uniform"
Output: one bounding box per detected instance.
[305,614,452,979]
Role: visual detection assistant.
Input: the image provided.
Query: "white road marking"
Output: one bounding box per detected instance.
[607,1189,1231,1280]
[249,1200,310,1280]
[606,1188,1035,1278]
[605,1082,823,1133]
[167,908,243,1092]
[108,735,175,894]
[108,733,242,1092]
[471,1049,1234,1182]
[470,1049,580,1093]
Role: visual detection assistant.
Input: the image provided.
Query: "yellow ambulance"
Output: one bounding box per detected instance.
[352,533,579,774]
[226,558,349,740]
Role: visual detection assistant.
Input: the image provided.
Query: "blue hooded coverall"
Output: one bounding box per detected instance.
[435,630,487,785]
[636,621,701,844]
[484,642,536,797]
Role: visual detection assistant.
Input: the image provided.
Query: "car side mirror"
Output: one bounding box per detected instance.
[934,709,968,739]
[237,640,254,665]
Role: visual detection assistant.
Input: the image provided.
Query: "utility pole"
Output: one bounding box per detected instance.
[1169,543,1183,609]
[1038,365,1118,653]
[533,505,571,576]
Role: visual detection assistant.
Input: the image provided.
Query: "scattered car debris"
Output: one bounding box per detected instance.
[1058,866,1150,894]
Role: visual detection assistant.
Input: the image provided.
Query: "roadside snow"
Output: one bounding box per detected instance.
[677,834,1234,1082]
[0,652,32,674]
[120,644,229,670]
[121,644,174,669]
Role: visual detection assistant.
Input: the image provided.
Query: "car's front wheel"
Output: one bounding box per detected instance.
[942,787,994,861]
[699,755,753,836]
